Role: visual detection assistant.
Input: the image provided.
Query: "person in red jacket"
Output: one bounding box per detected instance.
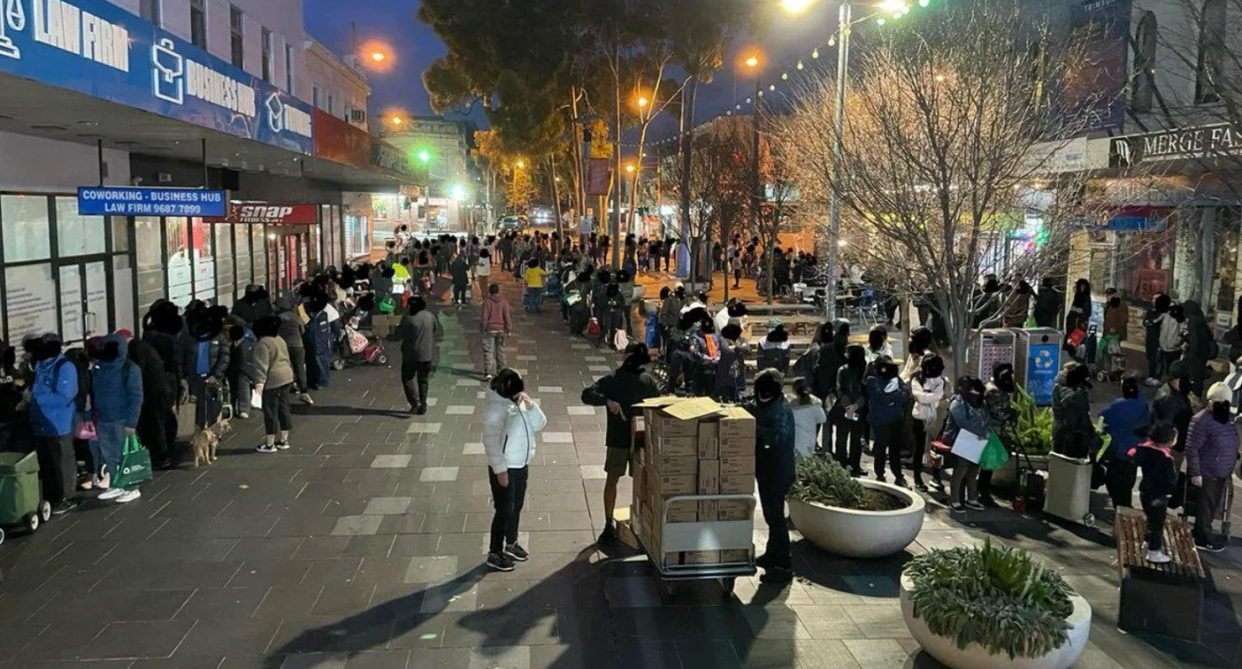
[480,283,512,380]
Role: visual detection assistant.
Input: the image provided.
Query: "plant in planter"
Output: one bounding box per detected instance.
[903,539,1088,665]
[787,457,924,559]
[1013,387,1053,456]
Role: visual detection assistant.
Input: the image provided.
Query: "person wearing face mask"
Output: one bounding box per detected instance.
[866,355,910,485]
[980,363,1018,506]
[833,344,869,476]
[944,376,990,512]
[747,370,796,585]
[482,369,547,572]
[910,355,947,492]
[1052,362,1095,459]
[1152,363,1196,465]
[1185,382,1240,552]
[1144,294,1172,385]
[1099,376,1151,510]
[864,325,894,364]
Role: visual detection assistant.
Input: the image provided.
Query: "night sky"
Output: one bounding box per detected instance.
[303,0,839,137]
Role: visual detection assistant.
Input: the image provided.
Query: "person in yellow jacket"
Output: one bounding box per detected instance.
[523,259,545,312]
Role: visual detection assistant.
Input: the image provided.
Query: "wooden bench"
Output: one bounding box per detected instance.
[1114,507,1205,641]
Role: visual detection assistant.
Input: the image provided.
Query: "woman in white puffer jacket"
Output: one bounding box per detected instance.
[482,368,547,572]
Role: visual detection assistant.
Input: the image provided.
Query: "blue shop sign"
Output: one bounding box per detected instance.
[0,0,313,154]
[77,187,227,216]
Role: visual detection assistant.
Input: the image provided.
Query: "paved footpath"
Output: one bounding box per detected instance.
[1,277,1241,669]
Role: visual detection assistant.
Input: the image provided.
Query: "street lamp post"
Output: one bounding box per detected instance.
[826,1,851,322]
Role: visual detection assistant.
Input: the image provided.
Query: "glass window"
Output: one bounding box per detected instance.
[135,217,164,315]
[111,216,130,254]
[112,255,136,336]
[56,197,106,257]
[190,0,207,49]
[59,265,83,343]
[285,43,294,92]
[230,5,244,69]
[1133,12,1157,113]
[313,86,321,110]
[141,0,161,26]
[235,224,251,297]
[191,218,215,302]
[215,223,234,308]
[1,195,51,263]
[308,220,320,274]
[6,264,54,343]
[1197,0,1226,104]
[252,225,268,291]
[261,28,273,83]
[166,217,193,308]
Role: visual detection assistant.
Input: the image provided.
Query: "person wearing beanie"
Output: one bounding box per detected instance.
[1186,382,1240,552]
[757,320,791,375]
[747,369,796,585]
[581,344,660,544]
[1128,422,1179,564]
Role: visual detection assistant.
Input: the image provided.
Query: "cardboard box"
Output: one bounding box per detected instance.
[698,459,720,494]
[698,499,719,520]
[720,472,754,494]
[697,421,719,460]
[682,550,721,564]
[719,455,756,476]
[653,435,698,458]
[665,499,697,523]
[721,548,751,563]
[647,473,697,496]
[631,417,646,452]
[639,396,723,440]
[717,499,752,520]
[648,454,698,478]
[718,405,757,440]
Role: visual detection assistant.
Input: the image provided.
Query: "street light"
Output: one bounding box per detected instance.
[625,163,636,174]
[745,55,760,68]
[417,150,432,165]
[515,160,525,169]
[636,96,649,108]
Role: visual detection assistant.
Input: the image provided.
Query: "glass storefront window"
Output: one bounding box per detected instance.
[2,195,51,263]
[6,264,54,343]
[56,197,106,257]
[166,217,193,307]
[235,224,251,297]
[215,223,234,308]
[252,225,267,289]
[191,218,216,302]
[112,216,130,254]
[135,216,164,317]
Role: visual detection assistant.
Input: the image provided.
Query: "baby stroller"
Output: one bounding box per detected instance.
[1072,324,1098,370]
[1095,335,1126,383]
[340,316,389,367]
[544,271,562,299]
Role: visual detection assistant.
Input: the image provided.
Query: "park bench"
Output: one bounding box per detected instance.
[1114,507,1205,641]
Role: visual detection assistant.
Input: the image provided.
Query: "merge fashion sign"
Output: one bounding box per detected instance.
[1110,123,1242,167]
[0,0,314,154]
[77,187,227,216]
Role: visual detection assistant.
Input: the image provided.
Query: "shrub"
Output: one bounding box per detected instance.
[906,539,1075,659]
[1013,386,1053,456]
[790,456,906,511]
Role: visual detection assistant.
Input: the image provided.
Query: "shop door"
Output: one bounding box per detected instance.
[285,234,302,285]
[58,259,110,344]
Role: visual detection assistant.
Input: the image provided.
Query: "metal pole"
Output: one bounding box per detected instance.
[751,73,761,235]
[826,1,850,322]
[611,12,622,269]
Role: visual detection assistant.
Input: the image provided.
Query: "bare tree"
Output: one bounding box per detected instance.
[780,3,1136,372]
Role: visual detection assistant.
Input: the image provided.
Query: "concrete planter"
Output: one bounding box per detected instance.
[788,479,925,559]
[900,573,1091,669]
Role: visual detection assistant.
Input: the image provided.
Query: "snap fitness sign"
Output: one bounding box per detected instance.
[0,0,314,153]
[205,203,319,225]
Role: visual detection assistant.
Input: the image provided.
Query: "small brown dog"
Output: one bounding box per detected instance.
[190,419,232,467]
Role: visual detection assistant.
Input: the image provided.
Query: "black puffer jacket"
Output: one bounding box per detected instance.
[581,366,661,449]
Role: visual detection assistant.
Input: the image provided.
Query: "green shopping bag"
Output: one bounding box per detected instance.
[1023,316,1037,328]
[979,430,1010,471]
[378,295,396,314]
[112,434,153,489]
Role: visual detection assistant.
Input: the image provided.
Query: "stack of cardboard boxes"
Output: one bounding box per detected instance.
[631,397,757,566]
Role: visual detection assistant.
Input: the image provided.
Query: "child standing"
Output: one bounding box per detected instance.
[225,316,256,420]
[791,378,828,459]
[1127,422,1179,564]
[523,259,545,312]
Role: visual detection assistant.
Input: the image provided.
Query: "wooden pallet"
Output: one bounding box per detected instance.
[1114,507,1205,641]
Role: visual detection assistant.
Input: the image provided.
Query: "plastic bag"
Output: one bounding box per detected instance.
[979,430,1010,471]
[250,389,263,410]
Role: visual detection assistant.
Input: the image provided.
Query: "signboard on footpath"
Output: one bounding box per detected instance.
[77,187,227,216]
[0,0,314,153]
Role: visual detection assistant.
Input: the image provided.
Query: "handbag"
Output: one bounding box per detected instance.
[112,434,153,489]
[979,430,1011,471]
[74,419,97,441]
[1067,327,1087,348]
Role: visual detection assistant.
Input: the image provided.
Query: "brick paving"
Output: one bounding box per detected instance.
[0,274,1240,669]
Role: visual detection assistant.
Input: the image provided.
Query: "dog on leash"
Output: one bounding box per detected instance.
[190,419,232,467]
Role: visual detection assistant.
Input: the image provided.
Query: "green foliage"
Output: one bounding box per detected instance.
[906,540,1075,659]
[790,457,906,511]
[1013,386,1053,456]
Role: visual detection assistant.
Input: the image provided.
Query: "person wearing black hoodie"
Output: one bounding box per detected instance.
[581,344,661,543]
[1144,293,1172,386]
[143,301,185,459]
[1052,362,1094,459]
[1033,277,1063,329]
[123,329,174,470]
[747,369,797,585]
[833,344,868,476]
[231,285,273,325]
[794,322,843,452]
[866,355,911,485]
[178,306,231,430]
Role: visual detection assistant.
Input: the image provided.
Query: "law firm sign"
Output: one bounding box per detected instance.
[0,0,313,153]
[77,187,227,216]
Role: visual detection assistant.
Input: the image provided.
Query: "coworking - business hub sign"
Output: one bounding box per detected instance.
[77,186,227,216]
[0,0,314,154]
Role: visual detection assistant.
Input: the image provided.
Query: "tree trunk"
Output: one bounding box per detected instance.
[677,80,698,280]
[549,154,563,255]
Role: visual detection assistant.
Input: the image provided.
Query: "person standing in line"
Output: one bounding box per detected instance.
[866,355,910,485]
[224,316,257,420]
[1099,376,1151,510]
[1033,277,1063,329]
[747,370,797,585]
[715,323,749,403]
[276,295,313,404]
[122,329,173,471]
[89,334,144,503]
[978,362,1016,506]
[30,334,80,515]
[791,378,828,460]
[482,369,545,572]
[252,316,296,453]
[1157,302,1186,380]
[944,376,990,512]
[832,344,868,476]
[799,322,843,453]
[581,344,661,543]
[1128,422,1179,564]
[450,251,471,307]
[1182,301,1214,397]
[397,295,442,416]
[480,284,512,380]
[1144,294,1172,385]
[142,301,185,463]
[1052,362,1095,459]
[476,248,493,299]
[910,355,947,492]
[523,259,545,313]
[178,306,231,430]
[1186,382,1239,552]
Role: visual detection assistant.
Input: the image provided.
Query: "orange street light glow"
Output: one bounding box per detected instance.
[637,96,649,108]
[745,55,760,68]
[371,51,386,62]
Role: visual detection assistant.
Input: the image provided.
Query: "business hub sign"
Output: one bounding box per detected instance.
[0,0,313,154]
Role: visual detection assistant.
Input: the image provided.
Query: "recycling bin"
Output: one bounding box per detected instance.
[1013,328,1061,406]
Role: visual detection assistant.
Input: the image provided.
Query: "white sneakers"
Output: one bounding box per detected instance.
[97,488,125,501]
[115,489,141,504]
[1146,549,1172,564]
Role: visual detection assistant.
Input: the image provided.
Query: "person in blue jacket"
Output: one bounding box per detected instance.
[1099,376,1151,509]
[866,355,911,485]
[90,333,144,504]
[747,369,796,586]
[303,291,334,389]
[30,333,79,515]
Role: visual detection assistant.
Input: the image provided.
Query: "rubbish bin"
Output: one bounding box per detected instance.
[1013,328,1061,406]
[965,329,1015,380]
[1044,452,1095,527]
[0,451,48,532]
